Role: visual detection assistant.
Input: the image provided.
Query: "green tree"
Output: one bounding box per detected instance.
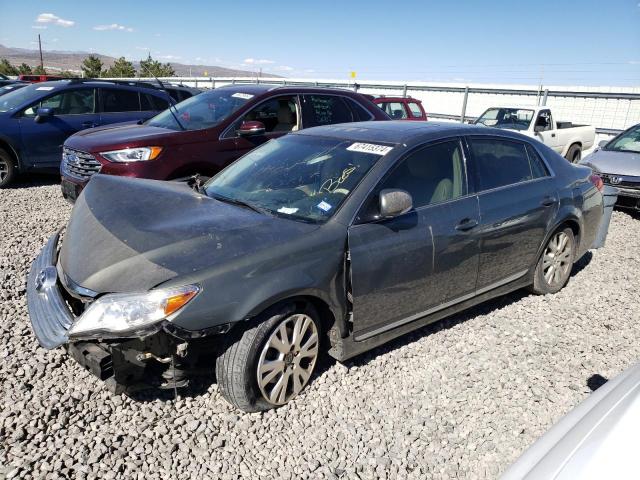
[81,54,103,78]
[105,57,136,78]
[58,70,76,78]
[139,54,175,77]
[17,63,32,75]
[0,59,19,76]
[33,65,47,75]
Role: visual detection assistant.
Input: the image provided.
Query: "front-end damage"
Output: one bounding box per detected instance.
[27,232,230,394]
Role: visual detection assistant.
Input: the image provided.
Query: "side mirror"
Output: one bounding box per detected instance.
[237,120,266,137]
[379,189,413,218]
[34,107,54,123]
[534,125,545,133]
[597,139,608,149]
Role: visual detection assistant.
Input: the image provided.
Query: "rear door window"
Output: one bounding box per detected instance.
[469,138,534,191]
[301,95,354,127]
[378,101,408,119]
[101,88,141,112]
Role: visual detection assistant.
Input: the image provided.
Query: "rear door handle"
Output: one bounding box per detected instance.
[551,133,556,138]
[81,122,99,128]
[455,218,479,231]
[541,196,556,207]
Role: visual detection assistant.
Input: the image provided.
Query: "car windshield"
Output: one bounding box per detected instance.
[0,83,50,113]
[606,125,640,153]
[476,108,534,131]
[204,135,393,223]
[146,89,253,131]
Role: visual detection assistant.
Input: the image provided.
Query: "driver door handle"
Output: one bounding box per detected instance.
[455,218,479,231]
[81,122,99,128]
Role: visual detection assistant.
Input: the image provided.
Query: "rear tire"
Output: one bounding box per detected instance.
[0,149,17,188]
[216,302,321,412]
[530,227,575,295]
[565,144,582,163]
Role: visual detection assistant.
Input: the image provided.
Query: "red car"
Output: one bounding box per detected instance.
[373,96,428,121]
[61,85,389,202]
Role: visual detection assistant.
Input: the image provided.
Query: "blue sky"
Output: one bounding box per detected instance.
[1,0,639,86]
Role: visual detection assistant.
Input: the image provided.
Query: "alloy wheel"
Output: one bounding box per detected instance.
[0,159,8,183]
[542,231,572,287]
[256,313,319,406]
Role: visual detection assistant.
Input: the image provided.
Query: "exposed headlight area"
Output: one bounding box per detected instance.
[67,284,200,339]
[99,146,163,163]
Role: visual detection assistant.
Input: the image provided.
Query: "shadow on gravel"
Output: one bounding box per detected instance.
[4,173,60,189]
[571,251,593,278]
[587,374,608,392]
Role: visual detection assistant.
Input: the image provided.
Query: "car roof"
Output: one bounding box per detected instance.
[293,120,521,144]
[214,83,362,96]
[375,97,422,103]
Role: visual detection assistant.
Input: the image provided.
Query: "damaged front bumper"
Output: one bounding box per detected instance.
[27,233,223,394]
[27,231,73,349]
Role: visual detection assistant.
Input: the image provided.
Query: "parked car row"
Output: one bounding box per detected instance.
[0,78,200,187]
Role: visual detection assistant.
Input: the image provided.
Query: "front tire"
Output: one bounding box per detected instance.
[530,227,575,295]
[216,302,321,412]
[0,149,17,188]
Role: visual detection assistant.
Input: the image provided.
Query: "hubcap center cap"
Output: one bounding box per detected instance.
[284,352,295,365]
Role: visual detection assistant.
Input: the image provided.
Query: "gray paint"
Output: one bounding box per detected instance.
[55,122,603,353]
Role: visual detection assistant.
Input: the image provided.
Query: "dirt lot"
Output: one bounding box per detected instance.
[2,176,640,479]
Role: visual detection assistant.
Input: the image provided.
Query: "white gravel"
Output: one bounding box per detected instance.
[1,176,640,479]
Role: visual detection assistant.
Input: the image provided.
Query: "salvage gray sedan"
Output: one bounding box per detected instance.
[581,123,640,211]
[28,121,605,412]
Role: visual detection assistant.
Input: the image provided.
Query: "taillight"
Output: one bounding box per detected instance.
[590,174,604,192]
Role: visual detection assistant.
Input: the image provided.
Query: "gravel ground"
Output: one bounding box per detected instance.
[1,176,640,480]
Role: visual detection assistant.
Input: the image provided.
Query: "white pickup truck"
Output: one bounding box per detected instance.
[474,106,595,162]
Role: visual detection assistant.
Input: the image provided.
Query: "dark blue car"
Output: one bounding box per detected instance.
[0,79,179,187]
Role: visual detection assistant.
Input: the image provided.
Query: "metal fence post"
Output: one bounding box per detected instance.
[542,89,549,106]
[195,78,198,88]
[402,84,407,97]
[460,86,469,123]
[211,78,215,89]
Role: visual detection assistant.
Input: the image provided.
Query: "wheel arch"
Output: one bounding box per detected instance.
[563,141,582,158]
[0,136,21,171]
[243,292,342,345]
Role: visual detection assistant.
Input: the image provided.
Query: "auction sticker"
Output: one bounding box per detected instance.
[232,93,254,100]
[346,142,393,156]
[317,201,332,212]
[36,86,55,91]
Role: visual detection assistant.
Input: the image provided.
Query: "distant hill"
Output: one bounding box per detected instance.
[0,44,279,78]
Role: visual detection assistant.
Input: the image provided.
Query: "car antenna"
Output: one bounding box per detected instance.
[140,64,186,131]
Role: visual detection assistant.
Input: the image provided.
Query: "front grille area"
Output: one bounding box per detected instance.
[601,173,640,191]
[62,147,101,180]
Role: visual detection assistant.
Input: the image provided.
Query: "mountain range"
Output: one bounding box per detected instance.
[0,44,276,78]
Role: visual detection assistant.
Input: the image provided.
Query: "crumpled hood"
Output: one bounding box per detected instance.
[59,175,318,293]
[65,122,174,152]
[583,149,640,177]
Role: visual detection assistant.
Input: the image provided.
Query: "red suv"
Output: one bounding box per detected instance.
[61,85,389,202]
[373,97,427,121]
